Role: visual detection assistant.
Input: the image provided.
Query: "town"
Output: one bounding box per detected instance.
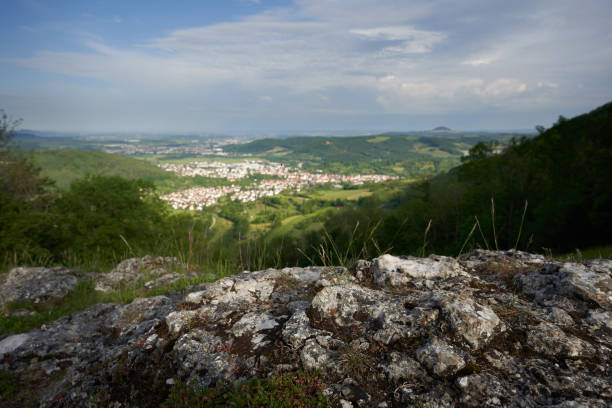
[159,160,397,210]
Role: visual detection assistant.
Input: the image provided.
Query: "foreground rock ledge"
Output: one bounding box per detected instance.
[1,250,611,407]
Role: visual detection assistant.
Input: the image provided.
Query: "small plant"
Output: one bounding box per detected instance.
[0,370,17,400]
[419,219,432,257]
[274,274,301,292]
[339,343,375,383]
[162,370,329,408]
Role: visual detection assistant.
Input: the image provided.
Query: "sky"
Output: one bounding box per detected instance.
[1,0,611,133]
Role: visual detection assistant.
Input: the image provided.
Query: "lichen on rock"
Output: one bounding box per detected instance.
[1,251,610,407]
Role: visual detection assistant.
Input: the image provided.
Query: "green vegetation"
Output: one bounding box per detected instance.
[30,150,178,190]
[0,370,16,401]
[162,371,328,408]
[223,132,518,176]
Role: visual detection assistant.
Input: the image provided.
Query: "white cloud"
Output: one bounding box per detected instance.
[480,78,527,97]
[462,56,495,67]
[537,81,559,89]
[350,26,446,54]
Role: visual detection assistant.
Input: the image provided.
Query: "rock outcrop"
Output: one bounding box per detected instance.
[94,255,186,293]
[0,267,88,314]
[1,250,610,407]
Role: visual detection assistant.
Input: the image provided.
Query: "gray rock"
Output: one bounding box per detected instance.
[438,295,503,349]
[546,306,576,326]
[310,284,386,326]
[95,255,179,292]
[1,251,610,408]
[379,351,428,382]
[514,260,612,310]
[0,333,29,357]
[144,272,185,289]
[372,304,439,345]
[415,337,465,377]
[527,322,595,357]
[173,328,235,387]
[373,254,467,287]
[282,309,329,348]
[455,373,506,407]
[300,338,341,373]
[461,249,548,269]
[0,266,81,310]
[586,309,612,332]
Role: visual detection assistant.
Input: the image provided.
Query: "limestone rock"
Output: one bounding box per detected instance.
[514,260,612,310]
[438,295,503,349]
[455,373,506,407]
[461,249,548,269]
[173,328,235,388]
[300,337,341,373]
[378,351,428,382]
[415,337,466,377]
[94,255,178,293]
[372,304,439,345]
[282,308,329,348]
[527,322,595,357]
[0,266,81,310]
[1,251,610,408]
[310,284,386,327]
[373,254,467,287]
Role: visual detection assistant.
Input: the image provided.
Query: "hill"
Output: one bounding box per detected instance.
[287,101,612,261]
[29,150,180,190]
[222,132,518,176]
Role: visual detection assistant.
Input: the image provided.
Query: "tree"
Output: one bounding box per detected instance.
[56,175,165,254]
[0,109,22,152]
[0,111,57,263]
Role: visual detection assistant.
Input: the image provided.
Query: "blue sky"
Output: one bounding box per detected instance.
[1,0,611,133]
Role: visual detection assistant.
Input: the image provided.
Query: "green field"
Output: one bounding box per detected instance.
[308,188,372,201]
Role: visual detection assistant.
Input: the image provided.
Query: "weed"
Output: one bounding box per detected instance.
[162,370,329,408]
[456,220,477,259]
[339,343,376,384]
[0,370,16,400]
[419,219,432,258]
[274,274,301,292]
[513,200,528,250]
[491,197,499,251]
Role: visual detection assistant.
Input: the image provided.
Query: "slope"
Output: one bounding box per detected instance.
[30,150,180,190]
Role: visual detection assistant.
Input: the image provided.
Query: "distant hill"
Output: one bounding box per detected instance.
[222,132,518,177]
[432,126,452,132]
[29,150,179,190]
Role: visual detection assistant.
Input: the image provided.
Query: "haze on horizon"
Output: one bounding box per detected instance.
[1,0,611,134]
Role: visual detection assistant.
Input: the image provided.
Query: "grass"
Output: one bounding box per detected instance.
[558,245,612,261]
[162,370,329,408]
[309,189,372,201]
[366,136,390,143]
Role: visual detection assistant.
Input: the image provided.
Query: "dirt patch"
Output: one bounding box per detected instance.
[306,307,365,343]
